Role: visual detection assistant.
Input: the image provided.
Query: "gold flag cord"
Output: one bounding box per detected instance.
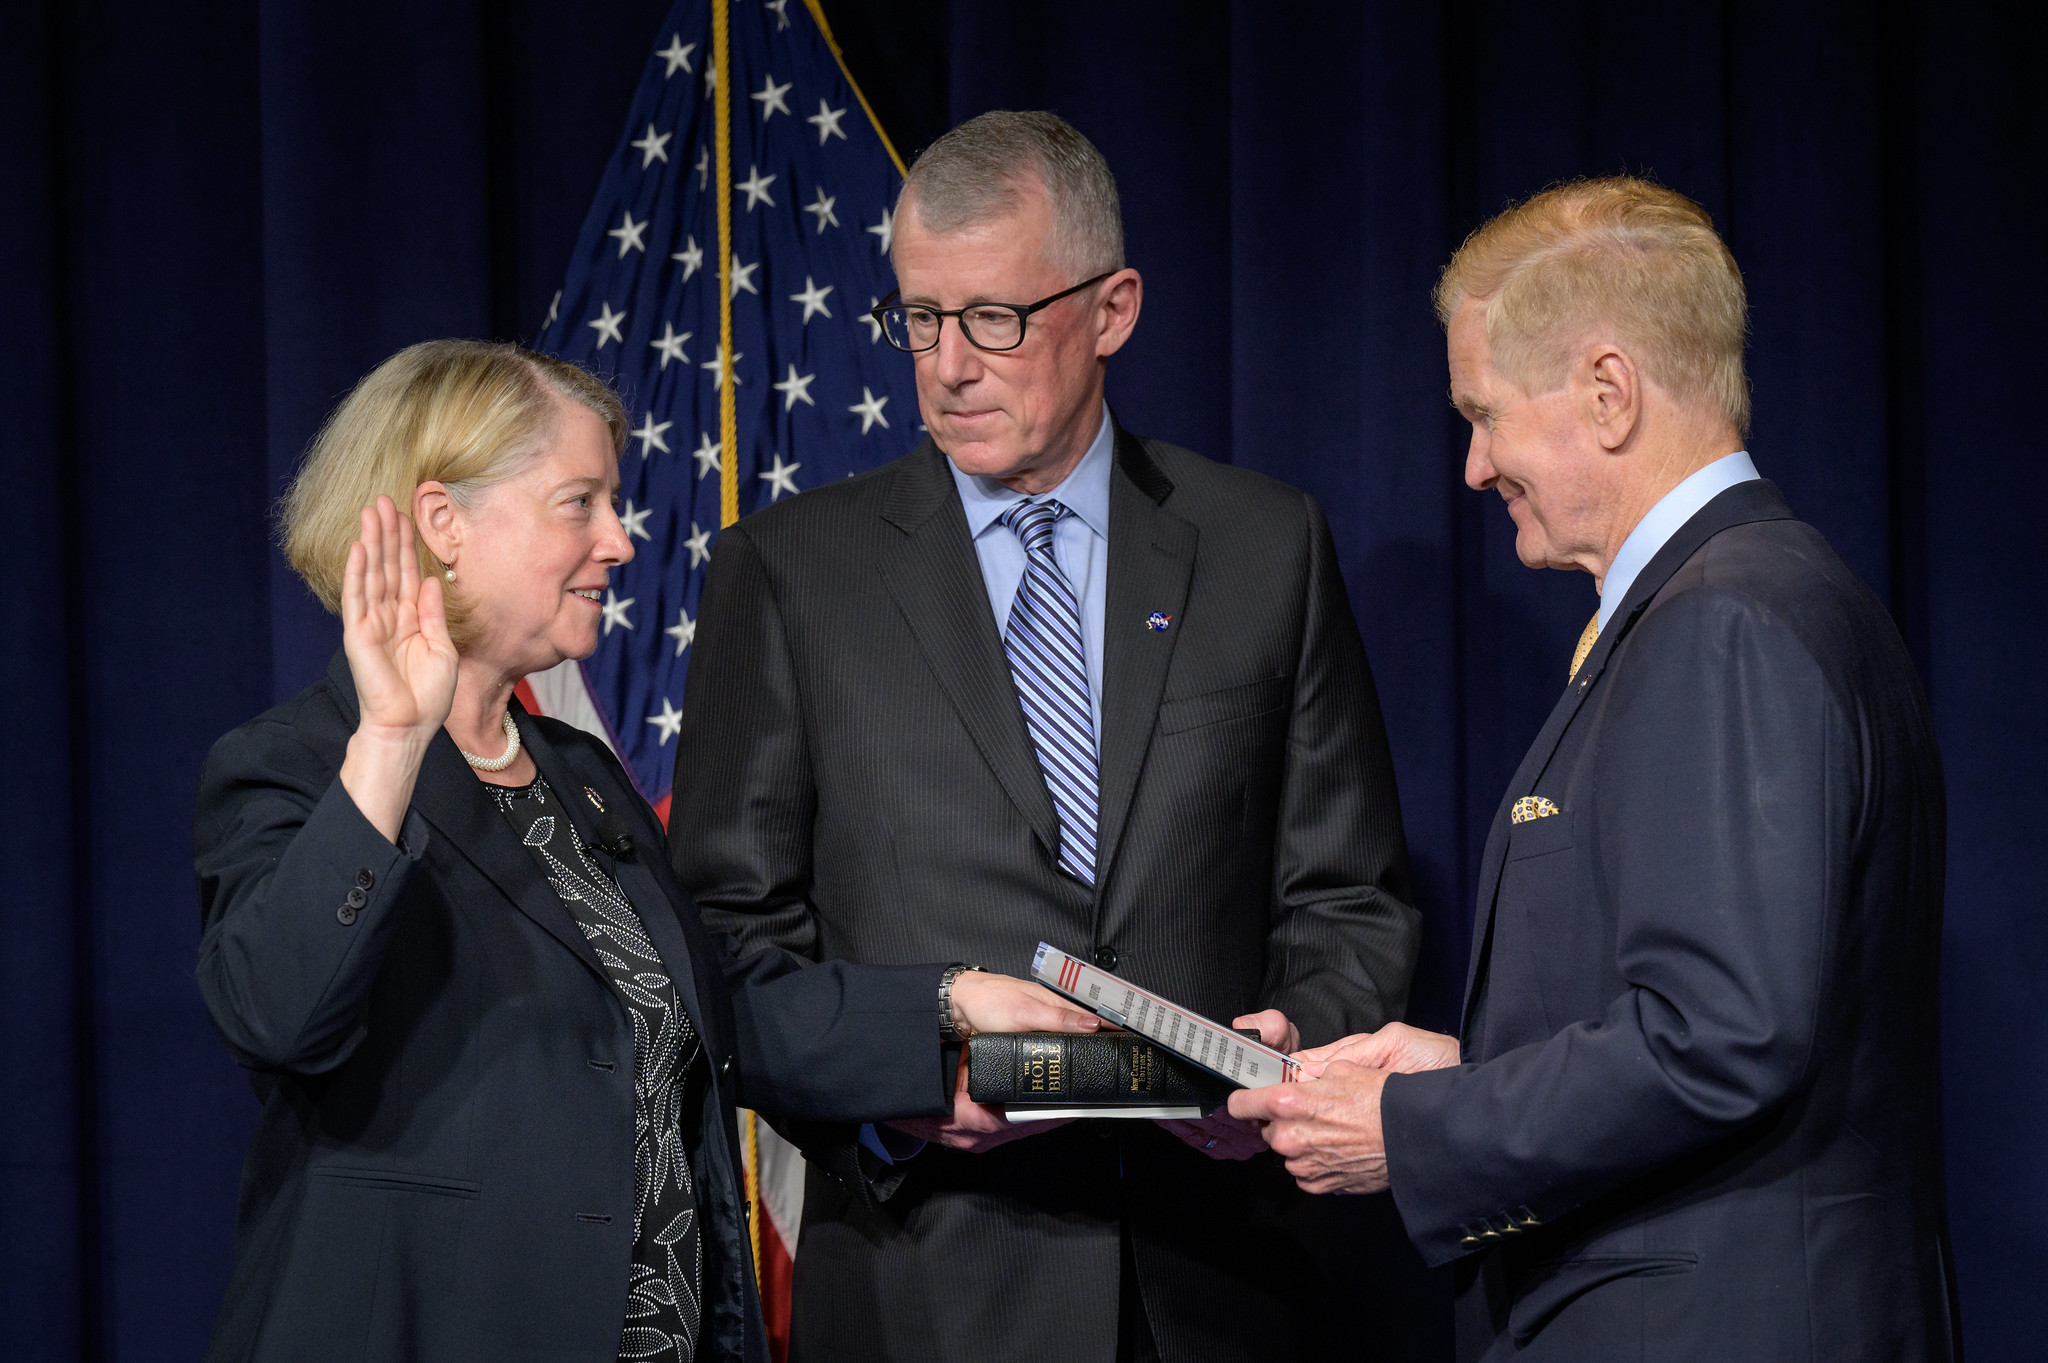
[801,0,906,177]
[743,1108,763,1292]
[714,0,739,531]
[713,0,757,1294]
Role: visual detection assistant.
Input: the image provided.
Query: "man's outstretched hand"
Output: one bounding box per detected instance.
[1229,1060,1393,1194]
[1229,1021,1461,1195]
[1296,1021,1460,1078]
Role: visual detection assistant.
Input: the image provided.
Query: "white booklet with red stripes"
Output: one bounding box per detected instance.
[1031,943,1302,1090]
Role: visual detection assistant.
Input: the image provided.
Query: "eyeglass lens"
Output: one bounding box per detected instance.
[882,305,1025,352]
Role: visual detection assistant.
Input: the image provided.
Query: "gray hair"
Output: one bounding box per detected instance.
[894,110,1124,276]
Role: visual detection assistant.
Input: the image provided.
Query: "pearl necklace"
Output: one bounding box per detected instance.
[459,712,523,771]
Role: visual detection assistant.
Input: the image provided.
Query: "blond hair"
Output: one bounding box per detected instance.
[1435,176,1750,437]
[280,340,626,643]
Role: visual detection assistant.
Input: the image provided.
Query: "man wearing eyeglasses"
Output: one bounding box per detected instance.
[671,110,1418,1363]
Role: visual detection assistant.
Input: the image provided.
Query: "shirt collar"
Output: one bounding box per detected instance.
[1598,449,1760,629]
[949,402,1115,540]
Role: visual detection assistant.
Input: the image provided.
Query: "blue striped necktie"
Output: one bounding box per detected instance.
[998,498,1099,886]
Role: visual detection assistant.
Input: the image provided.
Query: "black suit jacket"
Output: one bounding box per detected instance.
[193,653,952,1363]
[1380,482,1958,1361]
[671,423,1419,1362]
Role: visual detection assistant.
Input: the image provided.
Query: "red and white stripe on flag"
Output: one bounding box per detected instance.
[519,659,806,1359]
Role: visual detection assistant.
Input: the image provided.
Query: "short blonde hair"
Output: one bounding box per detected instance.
[280,340,627,642]
[1435,176,1750,437]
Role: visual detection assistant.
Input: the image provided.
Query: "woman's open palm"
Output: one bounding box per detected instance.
[342,496,458,740]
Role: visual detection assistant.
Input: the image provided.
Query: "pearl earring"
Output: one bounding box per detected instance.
[445,568,456,581]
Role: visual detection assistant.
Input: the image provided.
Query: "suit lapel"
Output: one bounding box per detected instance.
[321,652,610,986]
[1093,427,1195,895]
[413,735,614,988]
[521,713,725,1068]
[1458,480,1798,1031]
[878,441,1062,857]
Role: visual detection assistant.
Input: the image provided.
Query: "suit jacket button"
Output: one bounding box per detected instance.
[336,904,358,926]
[720,1055,733,1076]
[355,868,375,890]
[345,886,368,909]
[1092,946,1119,971]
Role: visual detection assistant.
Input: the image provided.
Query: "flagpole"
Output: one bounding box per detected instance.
[713,0,739,531]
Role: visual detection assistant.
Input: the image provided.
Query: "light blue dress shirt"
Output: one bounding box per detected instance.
[1597,450,1760,630]
[857,403,1115,1169]
[947,401,1115,747]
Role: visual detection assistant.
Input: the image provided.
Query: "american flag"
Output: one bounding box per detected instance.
[517,2,918,1353]
[525,0,918,822]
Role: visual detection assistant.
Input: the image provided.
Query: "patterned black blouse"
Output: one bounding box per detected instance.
[488,775,703,1362]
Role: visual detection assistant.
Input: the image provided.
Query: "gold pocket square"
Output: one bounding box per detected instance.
[1511,796,1561,823]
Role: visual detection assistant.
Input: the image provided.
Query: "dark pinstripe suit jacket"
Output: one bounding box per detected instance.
[670,422,1419,1362]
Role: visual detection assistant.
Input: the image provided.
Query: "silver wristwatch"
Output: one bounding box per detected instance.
[938,963,986,1041]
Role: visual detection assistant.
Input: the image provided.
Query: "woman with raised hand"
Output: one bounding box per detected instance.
[193,340,1092,1363]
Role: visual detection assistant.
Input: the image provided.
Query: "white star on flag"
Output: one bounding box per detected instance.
[807,101,848,145]
[702,343,743,388]
[684,522,713,568]
[630,124,671,167]
[673,235,704,281]
[773,364,817,410]
[650,323,691,368]
[737,165,777,211]
[601,590,635,634]
[531,3,923,817]
[608,211,649,256]
[691,434,721,479]
[789,276,833,322]
[657,35,694,77]
[544,290,560,327]
[665,607,696,656]
[587,302,626,347]
[863,296,884,343]
[646,696,684,743]
[752,74,792,121]
[632,413,672,457]
[849,387,889,433]
[803,187,839,234]
[759,454,802,500]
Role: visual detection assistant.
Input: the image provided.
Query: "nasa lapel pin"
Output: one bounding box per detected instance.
[1145,611,1173,632]
[584,786,606,812]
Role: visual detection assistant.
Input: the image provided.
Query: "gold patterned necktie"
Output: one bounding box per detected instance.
[1568,612,1600,683]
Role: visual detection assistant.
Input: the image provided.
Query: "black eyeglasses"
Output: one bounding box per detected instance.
[870,272,1115,353]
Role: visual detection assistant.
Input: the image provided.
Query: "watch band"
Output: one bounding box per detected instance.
[938,963,986,1041]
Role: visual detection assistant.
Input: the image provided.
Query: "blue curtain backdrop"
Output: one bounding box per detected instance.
[3,1,2038,1358]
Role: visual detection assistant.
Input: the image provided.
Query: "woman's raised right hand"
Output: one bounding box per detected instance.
[343,496,459,743]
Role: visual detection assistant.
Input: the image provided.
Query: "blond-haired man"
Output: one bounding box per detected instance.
[1235,178,1958,1360]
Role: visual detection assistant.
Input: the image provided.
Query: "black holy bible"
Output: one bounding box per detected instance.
[967,1031,1238,1118]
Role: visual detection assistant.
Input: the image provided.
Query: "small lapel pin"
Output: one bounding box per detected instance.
[1145,611,1173,632]
[584,786,606,812]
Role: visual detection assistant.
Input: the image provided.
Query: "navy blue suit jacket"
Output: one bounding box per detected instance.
[193,653,952,1363]
[1381,483,1959,1361]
